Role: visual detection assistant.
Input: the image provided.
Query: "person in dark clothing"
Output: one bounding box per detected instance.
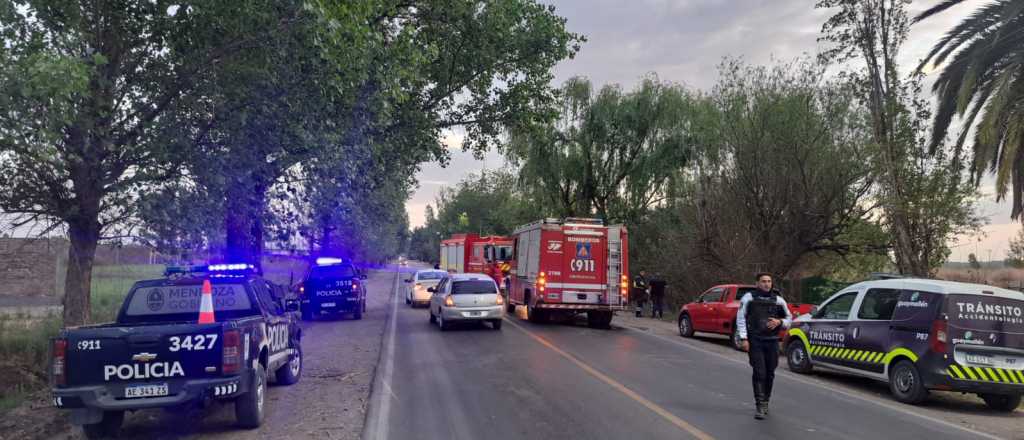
[632,270,649,318]
[736,272,792,420]
[648,276,667,319]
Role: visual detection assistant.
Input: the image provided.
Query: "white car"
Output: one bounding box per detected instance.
[404,269,446,307]
[428,273,505,330]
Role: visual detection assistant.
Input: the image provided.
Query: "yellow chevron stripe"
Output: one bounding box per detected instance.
[850,350,862,360]
[1002,369,1018,384]
[840,349,852,358]
[961,366,979,380]
[975,367,992,382]
[985,368,1002,383]
[1016,370,1024,383]
[873,352,885,363]
[824,347,836,357]
[948,365,966,379]
[860,351,872,362]
[995,368,1011,383]
[812,345,822,356]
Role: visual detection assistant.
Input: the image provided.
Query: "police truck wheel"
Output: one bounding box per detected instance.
[678,314,694,337]
[587,311,612,329]
[979,393,1022,412]
[82,410,124,439]
[275,344,302,386]
[354,304,363,320]
[528,306,546,324]
[888,360,928,404]
[236,363,267,428]
[786,342,813,374]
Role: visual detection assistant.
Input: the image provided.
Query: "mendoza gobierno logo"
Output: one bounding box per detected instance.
[147,288,165,312]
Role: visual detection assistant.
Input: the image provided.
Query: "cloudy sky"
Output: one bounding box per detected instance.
[408,0,1016,261]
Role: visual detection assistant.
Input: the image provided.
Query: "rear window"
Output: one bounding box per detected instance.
[947,294,1024,333]
[123,283,254,318]
[309,264,357,279]
[451,280,497,295]
[417,271,445,280]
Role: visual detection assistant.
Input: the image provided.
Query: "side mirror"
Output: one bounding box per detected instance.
[427,287,436,293]
[404,279,412,283]
[809,305,819,314]
[285,300,299,312]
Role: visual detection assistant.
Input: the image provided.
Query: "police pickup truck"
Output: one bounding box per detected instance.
[50,264,303,438]
[297,257,367,320]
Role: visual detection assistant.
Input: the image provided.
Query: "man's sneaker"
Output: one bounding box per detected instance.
[754,401,767,420]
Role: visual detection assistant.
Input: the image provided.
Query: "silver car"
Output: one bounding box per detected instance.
[404,269,446,307]
[428,273,505,330]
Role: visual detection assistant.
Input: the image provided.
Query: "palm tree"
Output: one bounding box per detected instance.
[915,0,1024,219]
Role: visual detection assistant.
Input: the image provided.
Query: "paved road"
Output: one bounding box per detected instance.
[366,266,1002,440]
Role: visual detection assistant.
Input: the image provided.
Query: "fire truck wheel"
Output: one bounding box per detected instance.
[527,306,546,324]
[587,311,612,329]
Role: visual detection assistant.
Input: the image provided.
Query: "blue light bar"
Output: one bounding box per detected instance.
[163,263,256,276]
[316,257,345,266]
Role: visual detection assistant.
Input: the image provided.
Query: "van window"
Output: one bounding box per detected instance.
[815,292,857,320]
[857,288,901,320]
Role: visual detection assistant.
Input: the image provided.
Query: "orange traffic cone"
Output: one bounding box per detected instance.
[198,279,216,323]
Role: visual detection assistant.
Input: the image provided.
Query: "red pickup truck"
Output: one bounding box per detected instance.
[676,284,816,350]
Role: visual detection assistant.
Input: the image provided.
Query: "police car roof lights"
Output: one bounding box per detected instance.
[315,257,346,266]
[164,263,257,276]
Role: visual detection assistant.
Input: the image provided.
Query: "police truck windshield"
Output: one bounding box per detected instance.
[120,282,257,323]
[451,280,497,295]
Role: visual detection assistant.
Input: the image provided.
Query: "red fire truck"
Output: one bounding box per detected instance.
[439,234,515,286]
[507,218,628,328]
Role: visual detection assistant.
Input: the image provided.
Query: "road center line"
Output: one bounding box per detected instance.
[504,318,716,440]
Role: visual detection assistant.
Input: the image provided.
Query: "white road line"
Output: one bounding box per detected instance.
[366,271,400,440]
[627,327,1004,440]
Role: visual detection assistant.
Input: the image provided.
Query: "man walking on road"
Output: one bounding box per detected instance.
[648,275,667,319]
[632,270,649,318]
[736,272,792,420]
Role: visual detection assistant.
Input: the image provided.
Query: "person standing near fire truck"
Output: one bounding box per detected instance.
[632,269,649,318]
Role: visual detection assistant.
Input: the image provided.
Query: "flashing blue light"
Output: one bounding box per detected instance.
[316,257,345,266]
[164,263,256,276]
[209,263,255,271]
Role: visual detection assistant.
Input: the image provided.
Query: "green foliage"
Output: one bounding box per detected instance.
[914,0,1024,219]
[504,75,694,224]
[1007,227,1024,268]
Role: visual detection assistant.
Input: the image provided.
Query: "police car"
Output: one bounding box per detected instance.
[297,257,368,320]
[50,264,303,438]
[785,278,1024,411]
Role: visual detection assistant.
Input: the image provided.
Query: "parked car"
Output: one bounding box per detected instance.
[784,278,1024,411]
[428,273,505,330]
[677,284,816,350]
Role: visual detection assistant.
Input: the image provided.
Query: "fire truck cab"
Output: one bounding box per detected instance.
[507,218,628,328]
[439,234,514,287]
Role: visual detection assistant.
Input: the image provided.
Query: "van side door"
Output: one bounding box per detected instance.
[846,288,902,376]
[806,291,859,367]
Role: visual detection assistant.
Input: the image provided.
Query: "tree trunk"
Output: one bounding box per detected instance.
[63,217,101,326]
[224,179,267,265]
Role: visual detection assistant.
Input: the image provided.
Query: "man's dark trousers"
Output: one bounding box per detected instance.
[748,338,779,402]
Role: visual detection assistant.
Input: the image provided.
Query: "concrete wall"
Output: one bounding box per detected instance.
[0,238,65,299]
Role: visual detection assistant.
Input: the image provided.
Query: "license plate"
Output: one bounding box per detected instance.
[966,353,994,366]
[468,311,482,317]
[125,384,168,398]
[321,302,336,307]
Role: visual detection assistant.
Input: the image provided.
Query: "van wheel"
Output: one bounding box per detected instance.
[275,344,302,385]
[979,393,1022,412]
[236,363,267,428]
[678,314,694,337]
[888,360,928,404]
[354,305,363,320]
[786,342,813,374]
[82,410,124,439]
[528,306,546,324]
